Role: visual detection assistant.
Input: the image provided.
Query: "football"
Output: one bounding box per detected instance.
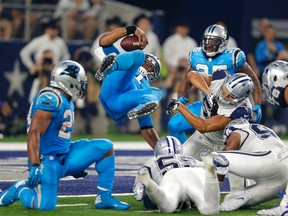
[120,35,142,51]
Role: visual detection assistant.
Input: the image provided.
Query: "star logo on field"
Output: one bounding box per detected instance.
[4,60,28,97]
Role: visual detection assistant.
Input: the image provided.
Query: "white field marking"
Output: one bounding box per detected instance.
[58,193,133,198]
[0,142,152,151]
[56,203,89,207]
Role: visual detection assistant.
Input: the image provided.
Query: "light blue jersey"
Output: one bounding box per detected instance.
[27,87,74,155]
[188,47,246,76]
[99,45,162,128]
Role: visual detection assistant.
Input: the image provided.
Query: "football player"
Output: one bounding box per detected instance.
[94,25,162,149]
[217,118,288,211]
[0,61,130,210]
[167,70,254,160]
[257,60,288,216]
[134,136,229,214]
[167,24,262,143]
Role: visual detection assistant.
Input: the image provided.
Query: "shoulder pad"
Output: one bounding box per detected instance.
[35,87,62,111]
[232,48,246,68]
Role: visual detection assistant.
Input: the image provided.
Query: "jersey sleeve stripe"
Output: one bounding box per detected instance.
[233,49,241,68]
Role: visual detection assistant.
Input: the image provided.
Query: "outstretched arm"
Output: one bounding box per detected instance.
[237,63,262,105]
[99,26,148,49]
[177,103,231,133]
[141,127,159,149]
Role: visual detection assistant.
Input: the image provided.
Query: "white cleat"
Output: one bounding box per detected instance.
[257,195,288,216]
[200,149,229,175]
[135,167,152,188]
[133,182,146,201]
[220,191,252,211]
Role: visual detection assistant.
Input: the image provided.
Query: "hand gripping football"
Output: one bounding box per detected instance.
[120,35,142,51]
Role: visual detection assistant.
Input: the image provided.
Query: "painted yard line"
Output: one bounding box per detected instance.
[58,193,134,198]
[57,203,89,207]
[0,142,151,151]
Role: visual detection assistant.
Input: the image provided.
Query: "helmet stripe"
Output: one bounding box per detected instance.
[208,25,217,33]
[165,136,171,154]
[229,75,250,88]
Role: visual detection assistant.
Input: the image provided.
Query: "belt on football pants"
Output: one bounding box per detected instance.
[40,153,66,165]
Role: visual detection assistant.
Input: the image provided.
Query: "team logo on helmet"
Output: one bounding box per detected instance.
[59,65,80,79]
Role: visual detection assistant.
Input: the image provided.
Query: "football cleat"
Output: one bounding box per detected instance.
[95,53,117,81]
[127,101,159,120]
[257,195,288,216]
[0,180,26,207]
[95,190,130,210]
[220,191,252,211]
[200,149,229,175]
[133,182,146,201]
[135,167,152,188]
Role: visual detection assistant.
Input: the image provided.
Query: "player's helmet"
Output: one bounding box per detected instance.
[262,60,288,104]
[201,24,229,57]
[138,54,161,82]
[50,60,87,101]
[154,136,182,157]
[216,73,254,108]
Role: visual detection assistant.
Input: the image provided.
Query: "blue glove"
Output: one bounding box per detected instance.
[178,96,189,105]
[27,165,42,188]
[252,104,262,123]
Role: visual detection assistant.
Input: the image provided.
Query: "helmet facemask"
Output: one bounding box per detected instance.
[216,73,254,108]
[138,54,161,82]
[201,24,228,57]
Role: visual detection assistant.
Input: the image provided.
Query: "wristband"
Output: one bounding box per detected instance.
[125,25,137,35]
[32,163,40,166]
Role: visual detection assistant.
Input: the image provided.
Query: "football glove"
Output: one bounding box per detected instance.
[166,99,181,115]
[27,165,42,188]
[178,96,189,105]
[206,94,219,116]
[251,104,262,123]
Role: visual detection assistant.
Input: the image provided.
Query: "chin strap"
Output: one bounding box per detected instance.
[138,66,148,80]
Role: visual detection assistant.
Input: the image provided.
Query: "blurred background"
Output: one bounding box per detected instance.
[1,0,288,138]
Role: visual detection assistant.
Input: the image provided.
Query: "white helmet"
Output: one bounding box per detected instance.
[262,60,288,105]
[50,60,87,101]
[216,73,254,108]
[154,136,182,157]
[201,24,229,57]
[138,54,161,82]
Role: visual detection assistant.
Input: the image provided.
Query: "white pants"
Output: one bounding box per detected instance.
[220,150,288,205]
[145,167,220,215]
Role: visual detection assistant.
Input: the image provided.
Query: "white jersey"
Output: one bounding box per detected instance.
[183,70,253,159]
[269,79,288,108]
[140,154,202,184]
[219,121,288,209]
[223,121,287,153]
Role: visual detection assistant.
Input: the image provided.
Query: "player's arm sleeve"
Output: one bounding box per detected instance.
[230,106,252,121]
[34,92,61,117]
[233,48,246,68]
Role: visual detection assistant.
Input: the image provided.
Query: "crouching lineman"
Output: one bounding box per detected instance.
[0,60,129,210]
[256,60,288,216]
[217,118,288,211]
[134,136,229,214]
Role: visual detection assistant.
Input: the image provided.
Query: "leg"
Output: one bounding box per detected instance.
[61,138,129,210]
[182,131,215,160]
[18,158,62,210]
[168,101,202,143]
[135,167,180,213]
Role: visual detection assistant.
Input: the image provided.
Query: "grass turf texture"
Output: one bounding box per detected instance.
[0,194,282,216]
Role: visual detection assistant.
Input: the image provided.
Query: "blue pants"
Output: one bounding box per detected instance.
[19,139,114,210]
[168,101,202,143]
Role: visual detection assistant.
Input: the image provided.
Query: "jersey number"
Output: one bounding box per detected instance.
[58,110,73,139]
[195,64,227,75]
[250,124,276,140]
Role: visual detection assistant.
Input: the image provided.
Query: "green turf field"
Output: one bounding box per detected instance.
[0,194,281,216]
